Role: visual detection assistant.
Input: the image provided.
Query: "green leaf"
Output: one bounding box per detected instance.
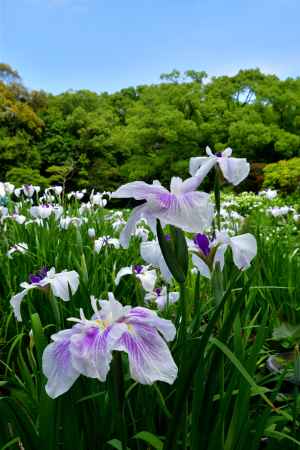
[133,431,164,450]
[107,438,131,450]
[156,219,185,283]
[211,338,275,410]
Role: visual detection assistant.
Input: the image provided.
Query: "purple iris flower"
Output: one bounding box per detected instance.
[42,293,178,399]
[111,168,215,248]
[193,234,210,256]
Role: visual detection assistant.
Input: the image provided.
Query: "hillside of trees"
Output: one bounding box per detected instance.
[1,63,300,192]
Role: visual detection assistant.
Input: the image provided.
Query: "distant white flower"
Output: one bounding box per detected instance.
[112,217,126,231]
[259,189,277,200]
[144,286,179,310]
[60,216,87,229]
[52,186,63,196]
[4,182,15,195]
[134,226,149,241]
[7,242,28,258]
[90,191,107,207]
[268,206,293,217]
[10,267,79,321]
[13,214,26,225]
[94,236,120,253]
[115,265,157,292]
[88,227,96,238]
[189,147,250,186]
[0,183,6,198]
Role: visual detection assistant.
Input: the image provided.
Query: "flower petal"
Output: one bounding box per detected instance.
[48,270,79,301]
[126,307,176,341]
[189,156,211,176]
[42,329,80,399]
[157,191,214,233]
[111,181,168,200]
[10,287,33,321]
[115,266,133,285]
[119,204,147,248]
[136,269,157,292]
[114,324,178,385]
[229,233,257,270]
[140,240,172,283]
[192,254,211,279]
[218,157,250,186]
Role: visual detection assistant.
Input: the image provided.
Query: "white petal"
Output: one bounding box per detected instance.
[189,156,210,176]
[137,269,157,292]
[119,204,146,248]
[48,271,79,301]
[115,266,133,285]
[10,288,31,321]
[192,254,211,279]
[111,181,168,200]
[221,147,233,157]
[140,240,172,283]
[183,158,216,191]
[218,157,250,186]
[213,244,228,271]
[229,233,257,270]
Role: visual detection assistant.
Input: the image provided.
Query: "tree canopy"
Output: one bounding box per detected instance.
[1,65,300,190]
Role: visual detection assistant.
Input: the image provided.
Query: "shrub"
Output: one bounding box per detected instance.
[263,157,300,193]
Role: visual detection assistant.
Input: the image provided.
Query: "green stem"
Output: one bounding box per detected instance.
[112,352,127,450]
[178,282,187,358]
[214,166,221,232]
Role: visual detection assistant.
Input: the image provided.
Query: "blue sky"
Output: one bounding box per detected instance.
[1,0,299,93]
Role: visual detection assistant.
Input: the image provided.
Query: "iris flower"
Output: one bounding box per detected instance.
[10,267,79,321]
[189,147,250,186]
[144,286,179,310]
[42,293,178,398]
[94,236,120,253]
[115,264,157,292]
[111,167,214,248]
[190,231,257,279]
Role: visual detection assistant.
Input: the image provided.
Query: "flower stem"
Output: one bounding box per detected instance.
[112,352,127,450]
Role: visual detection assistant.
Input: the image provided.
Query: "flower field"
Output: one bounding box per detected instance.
[1,150,300,449]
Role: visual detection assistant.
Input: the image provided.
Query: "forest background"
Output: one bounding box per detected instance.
[1,63,299,194]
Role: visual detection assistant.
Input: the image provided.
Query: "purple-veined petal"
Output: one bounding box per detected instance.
[70,324,123,381]
[126,307,176,341]
[42,329,80,399]
[156,191,213,233]
[113,323,178,385]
